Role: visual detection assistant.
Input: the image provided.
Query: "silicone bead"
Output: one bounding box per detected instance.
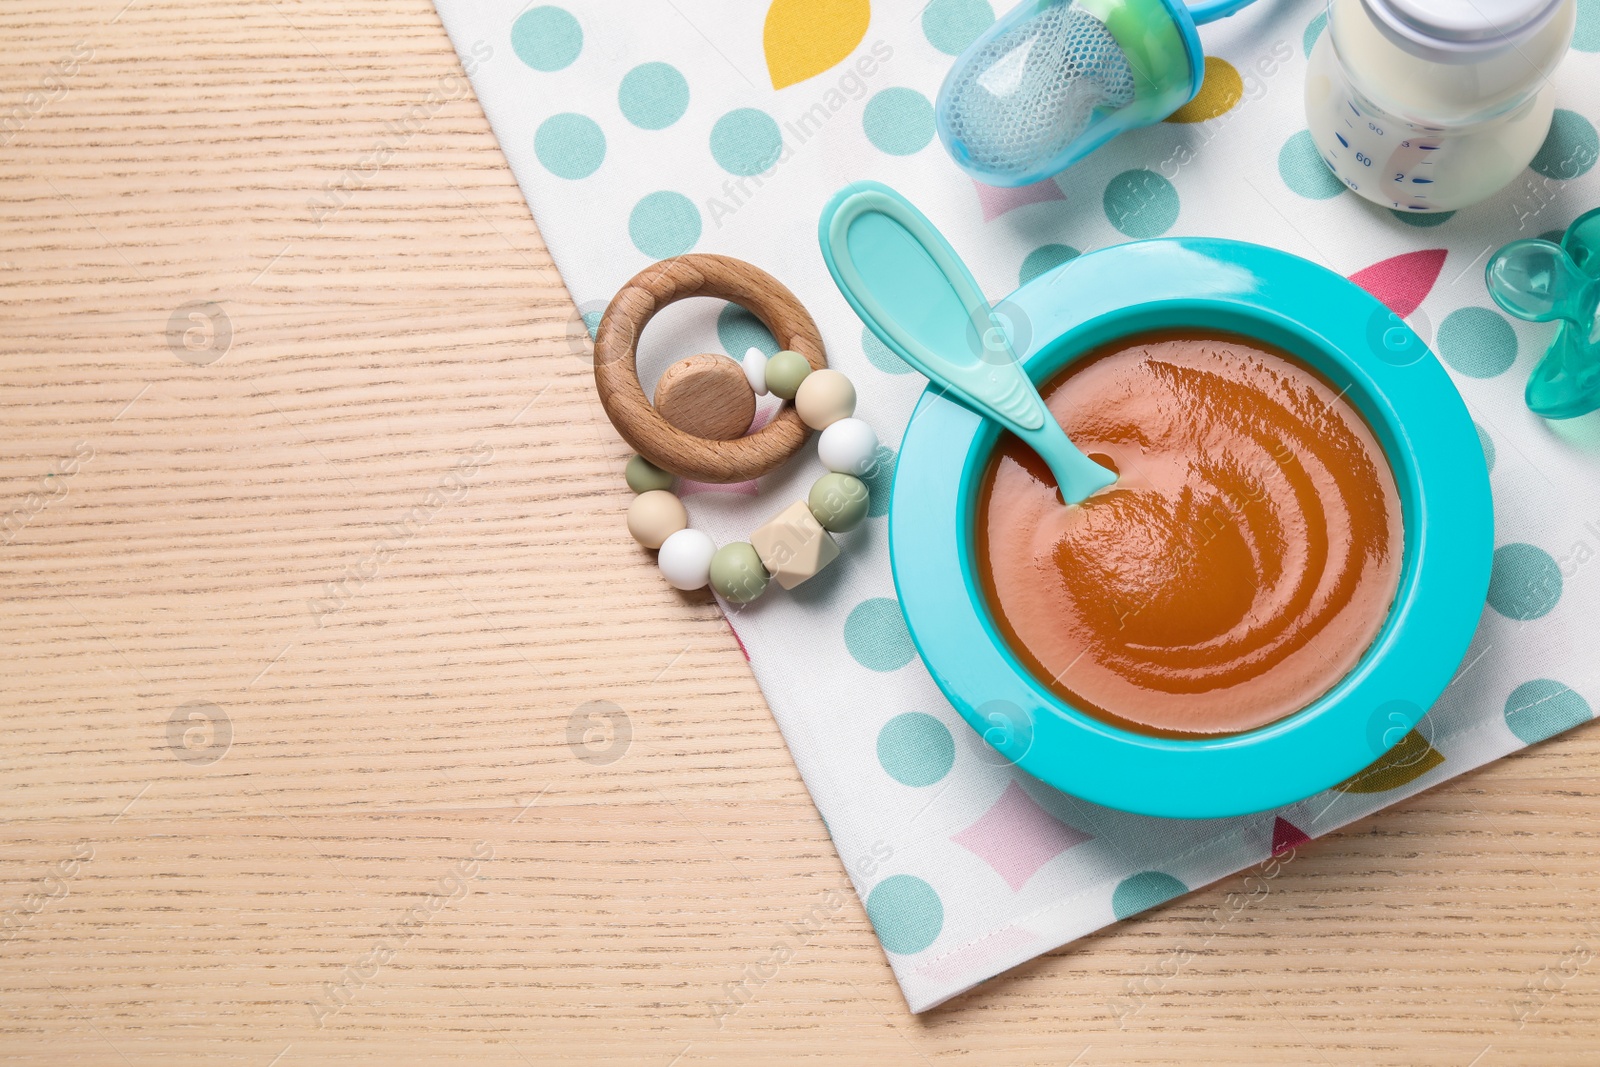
[742,347,769,397]
[627,489,688,549]
[709,541,770,604]
[657,528,717,590]
[765,349,812,401]
[750,500,840,589]
[808,473,870,533]
[795,369,857,430]
[816,417,879,477]
[625,454,675,494]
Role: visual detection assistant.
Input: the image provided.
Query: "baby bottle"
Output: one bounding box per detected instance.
[1304,0,1574,212]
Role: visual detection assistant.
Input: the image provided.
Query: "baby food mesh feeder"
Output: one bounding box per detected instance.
[936,0,1256,186]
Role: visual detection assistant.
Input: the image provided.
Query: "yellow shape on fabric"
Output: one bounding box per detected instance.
[1164,57,1243,123]
[1333,730,1446,794]
[763,0,871,90]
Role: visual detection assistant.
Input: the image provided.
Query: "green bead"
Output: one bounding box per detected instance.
[709,542,770,604]
[765,349,812,400]
[808,473,870,533]
[625,454,674,494]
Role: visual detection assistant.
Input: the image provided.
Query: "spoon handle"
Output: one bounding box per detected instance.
[818,182,1115,503]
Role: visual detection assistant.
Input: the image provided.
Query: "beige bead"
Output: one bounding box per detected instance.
[626,490,687,549]
[750,500,840,590]
[794,369,856,430]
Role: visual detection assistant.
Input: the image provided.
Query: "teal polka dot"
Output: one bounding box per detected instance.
[1103,170,1179,239]
[922,0,995,54]
[864,88,935,156]
[1577,0,1600,52]
[534,113,605,179]
[1475,422,1496,473]
[862,445,896,517]
[865,875,943,954]
[717,302,778,359]
[1530,110,1600,180]
[1391,208,1455,227]
[628,191,700,259]
[710,108,784,176]
[863,327,912,375]
[1279,130,1345,200]
[512,6,582,72]
[618,62,689,130]
[1487,543,1562,621]
[1303,10,1328,56]
[582,310,602,339]
[1019,243,1081,286]
[877,713,956,787]
[844,597,915,671]
[1505,679,1592,744]
[1437,307,1517,378]
[1112,871,1188,920]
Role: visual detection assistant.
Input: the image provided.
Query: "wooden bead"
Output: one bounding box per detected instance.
[795,369,856,430]
[627,490,687,549]
[654,354,756,441]
[750,500,840,590]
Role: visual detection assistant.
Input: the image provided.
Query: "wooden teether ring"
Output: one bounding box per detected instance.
[594,254,827,482]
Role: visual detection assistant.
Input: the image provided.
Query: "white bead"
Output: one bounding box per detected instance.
[816,417,879,477]
[795,368,856,430]
[742,347,769,396]
[657,528,716,590]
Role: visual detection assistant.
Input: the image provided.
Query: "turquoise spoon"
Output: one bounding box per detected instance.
[818,182,1116,504]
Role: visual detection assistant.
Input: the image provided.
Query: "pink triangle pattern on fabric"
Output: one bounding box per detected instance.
[974,178,1066,222]
[951,781,1092,892]
[1271,816,1311,857]
[1347,248,1447,318]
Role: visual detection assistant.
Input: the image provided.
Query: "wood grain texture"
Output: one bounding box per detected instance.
[595,253,825,482]
[2,1,1599,1064]
[654,355,756,442]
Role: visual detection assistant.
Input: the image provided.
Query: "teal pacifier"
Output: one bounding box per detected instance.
[1487,207,1600,420]
[936,0,1257,187]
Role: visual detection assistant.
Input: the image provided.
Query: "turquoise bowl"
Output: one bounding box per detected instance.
[888,238,1493,819]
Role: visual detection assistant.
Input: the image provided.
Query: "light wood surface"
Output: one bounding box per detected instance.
[3,2,1599,1064]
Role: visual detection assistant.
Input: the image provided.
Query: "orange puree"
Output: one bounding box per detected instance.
[976,333,1402,737]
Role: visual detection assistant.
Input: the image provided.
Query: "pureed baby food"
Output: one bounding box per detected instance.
[977,332,1402,737]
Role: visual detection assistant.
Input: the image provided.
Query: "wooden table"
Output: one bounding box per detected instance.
[3,2,1598,1063]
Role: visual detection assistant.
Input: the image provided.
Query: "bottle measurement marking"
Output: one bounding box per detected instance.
[1321,94,1442,207]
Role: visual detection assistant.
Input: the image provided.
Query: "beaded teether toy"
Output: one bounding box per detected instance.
[594,254,882,601]
[1486,207,1600,420]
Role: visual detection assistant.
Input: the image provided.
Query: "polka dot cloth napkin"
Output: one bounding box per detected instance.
[433,0,1600,1012]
